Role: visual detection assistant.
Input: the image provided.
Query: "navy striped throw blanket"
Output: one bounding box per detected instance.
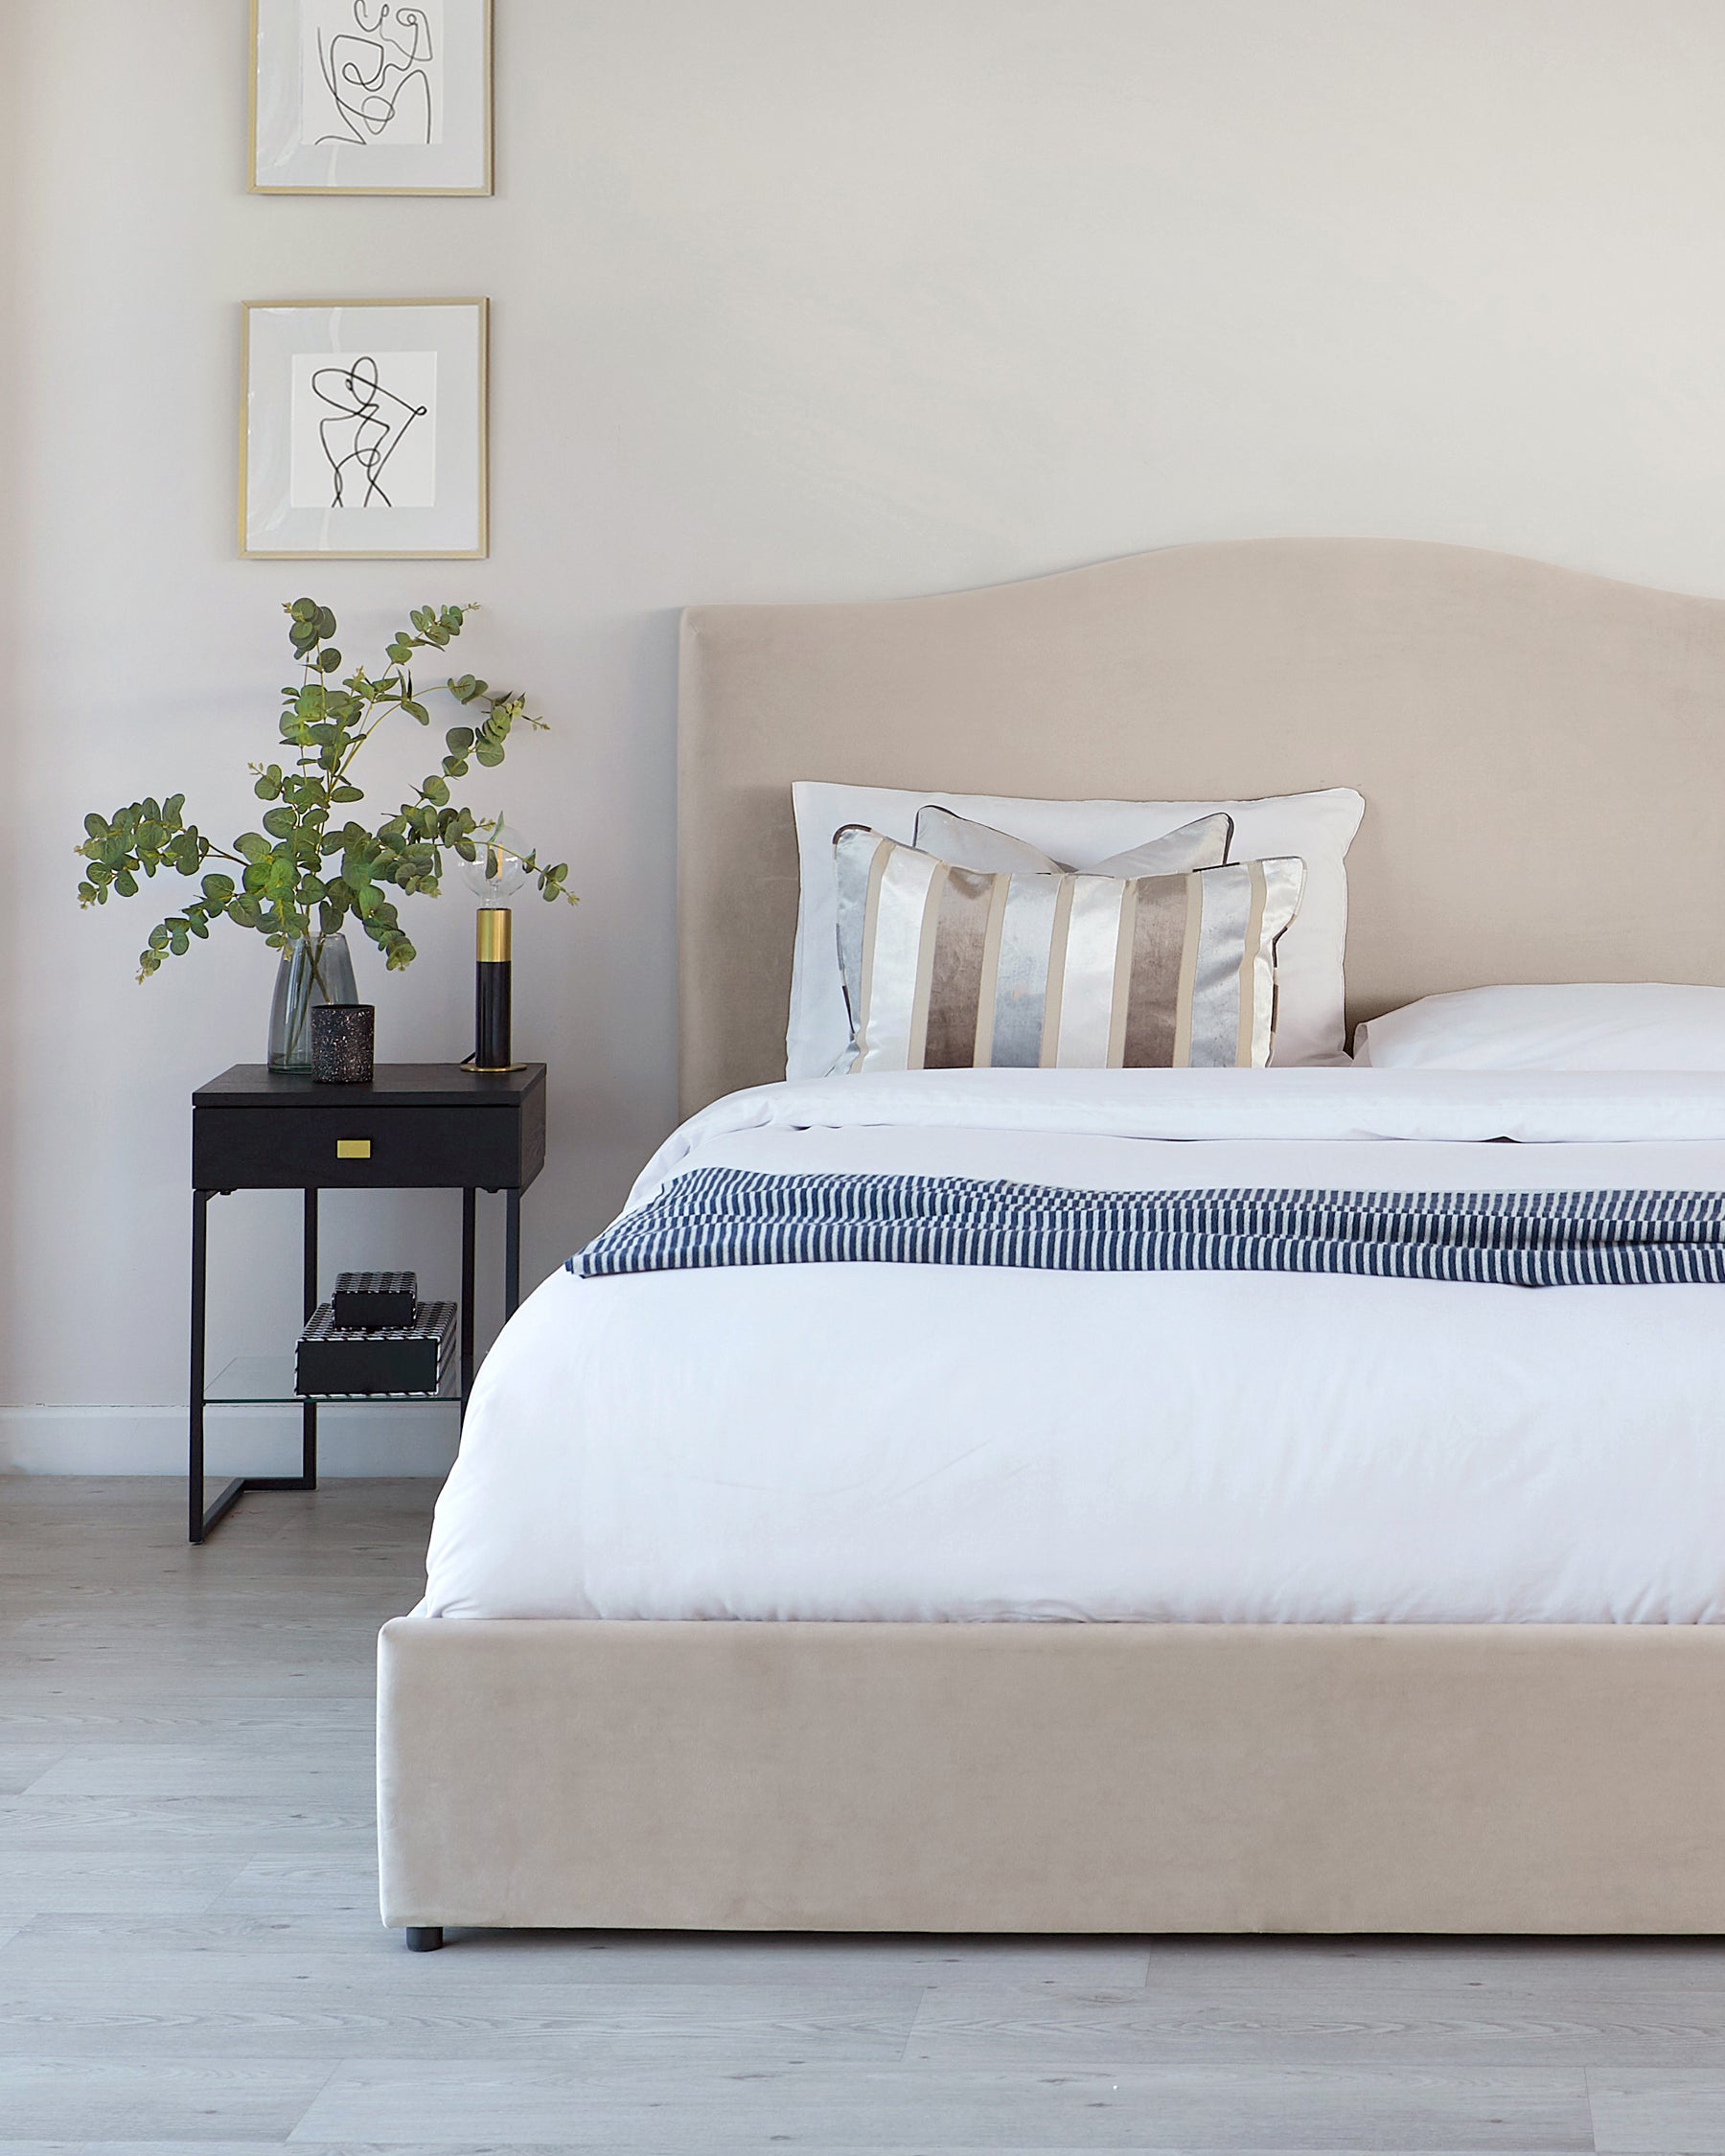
[573,1167,1725,1289]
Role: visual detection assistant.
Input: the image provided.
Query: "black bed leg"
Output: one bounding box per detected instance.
[405,1926,444,1953]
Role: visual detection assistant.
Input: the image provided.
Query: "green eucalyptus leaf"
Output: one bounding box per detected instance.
[79,595,560,987]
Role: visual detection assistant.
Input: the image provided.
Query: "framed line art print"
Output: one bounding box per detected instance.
[242,300,488,559]
[251,0,494,195]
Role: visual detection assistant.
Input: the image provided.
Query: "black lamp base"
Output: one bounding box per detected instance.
[473,910,516,1072]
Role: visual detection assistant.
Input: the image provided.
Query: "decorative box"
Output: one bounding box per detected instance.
[331,1271,419,1330]
[296,1299,456,1397]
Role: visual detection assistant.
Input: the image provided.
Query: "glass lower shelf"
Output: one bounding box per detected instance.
[206,1355,460,1407]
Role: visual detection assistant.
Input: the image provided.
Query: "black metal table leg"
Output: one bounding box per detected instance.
[504,1187,521,1317]
[301,1188,318,1488]
[245,1193,321,1494]
[189,1186,206,1541]
[192,1188,244,1543]
[460,1188,476,1413]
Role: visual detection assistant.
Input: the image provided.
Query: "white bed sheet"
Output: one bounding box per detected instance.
[423,1069,1725,1625]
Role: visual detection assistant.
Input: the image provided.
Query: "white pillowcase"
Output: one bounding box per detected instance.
[789,783,1365,1076]
[1354,984,1725,1072]
[911,803,1234,880]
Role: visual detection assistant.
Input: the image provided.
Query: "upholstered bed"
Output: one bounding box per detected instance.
[379,538,1725,1943]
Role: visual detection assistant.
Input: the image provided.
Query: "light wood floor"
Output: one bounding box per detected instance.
[2,1482,1724,2152]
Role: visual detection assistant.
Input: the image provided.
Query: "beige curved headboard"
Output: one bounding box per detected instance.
[678,538,1725,1115]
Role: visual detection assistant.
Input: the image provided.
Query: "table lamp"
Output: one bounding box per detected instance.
[461,821,529,1072]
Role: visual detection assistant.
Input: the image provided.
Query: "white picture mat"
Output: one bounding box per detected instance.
[252,0,491,194]
[243,303,486,558]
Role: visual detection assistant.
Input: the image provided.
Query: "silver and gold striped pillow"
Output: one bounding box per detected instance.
[834,828,1305,1072]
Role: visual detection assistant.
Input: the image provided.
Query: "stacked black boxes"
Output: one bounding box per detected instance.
[295,1273,457,1397]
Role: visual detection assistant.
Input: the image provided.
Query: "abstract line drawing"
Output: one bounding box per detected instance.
[315,3,440,148]
[310,356,429,507]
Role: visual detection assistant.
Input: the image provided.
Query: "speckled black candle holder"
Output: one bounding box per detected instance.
[310,1003,375,1085]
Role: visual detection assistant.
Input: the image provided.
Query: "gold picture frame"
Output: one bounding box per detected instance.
[240,299,490,560]
[249,0,494,196]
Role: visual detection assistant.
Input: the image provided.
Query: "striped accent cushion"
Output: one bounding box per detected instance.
[834,828,1306,1072]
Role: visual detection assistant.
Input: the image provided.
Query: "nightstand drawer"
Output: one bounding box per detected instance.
[194,1104,528,1189]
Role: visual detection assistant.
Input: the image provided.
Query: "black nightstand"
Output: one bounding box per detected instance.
[189,1063,546,1543]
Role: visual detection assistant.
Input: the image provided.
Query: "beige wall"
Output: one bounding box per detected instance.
[9,0,1725,1469]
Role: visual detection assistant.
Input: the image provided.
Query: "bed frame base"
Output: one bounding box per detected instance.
[378,1617,1725,1937]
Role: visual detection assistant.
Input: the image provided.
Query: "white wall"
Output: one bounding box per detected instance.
[9,0,1725,1472]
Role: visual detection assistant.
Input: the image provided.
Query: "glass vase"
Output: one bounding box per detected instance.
[266,933,358,1074]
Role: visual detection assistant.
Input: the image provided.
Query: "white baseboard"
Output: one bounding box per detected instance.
[0,1405,459,1478]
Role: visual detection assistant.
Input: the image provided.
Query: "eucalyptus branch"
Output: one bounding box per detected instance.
[77,599,574,982]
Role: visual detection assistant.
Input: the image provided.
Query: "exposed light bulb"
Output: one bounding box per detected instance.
[460,818,530,902]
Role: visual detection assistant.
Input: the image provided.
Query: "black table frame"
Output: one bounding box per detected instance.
[188,1063,544,1543]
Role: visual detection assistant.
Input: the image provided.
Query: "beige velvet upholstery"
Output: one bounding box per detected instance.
[679,539,1725,1112]
[380,1618,1725,1933]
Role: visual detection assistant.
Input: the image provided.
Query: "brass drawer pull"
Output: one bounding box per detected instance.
[336,1137,373,1160]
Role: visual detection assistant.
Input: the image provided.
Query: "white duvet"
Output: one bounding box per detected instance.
[423,1069,1725,1625]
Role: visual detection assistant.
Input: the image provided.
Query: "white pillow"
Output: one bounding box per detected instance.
[1354,984,1725,1071]
[911,803,1234,880]
[789,783,1364,1076]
